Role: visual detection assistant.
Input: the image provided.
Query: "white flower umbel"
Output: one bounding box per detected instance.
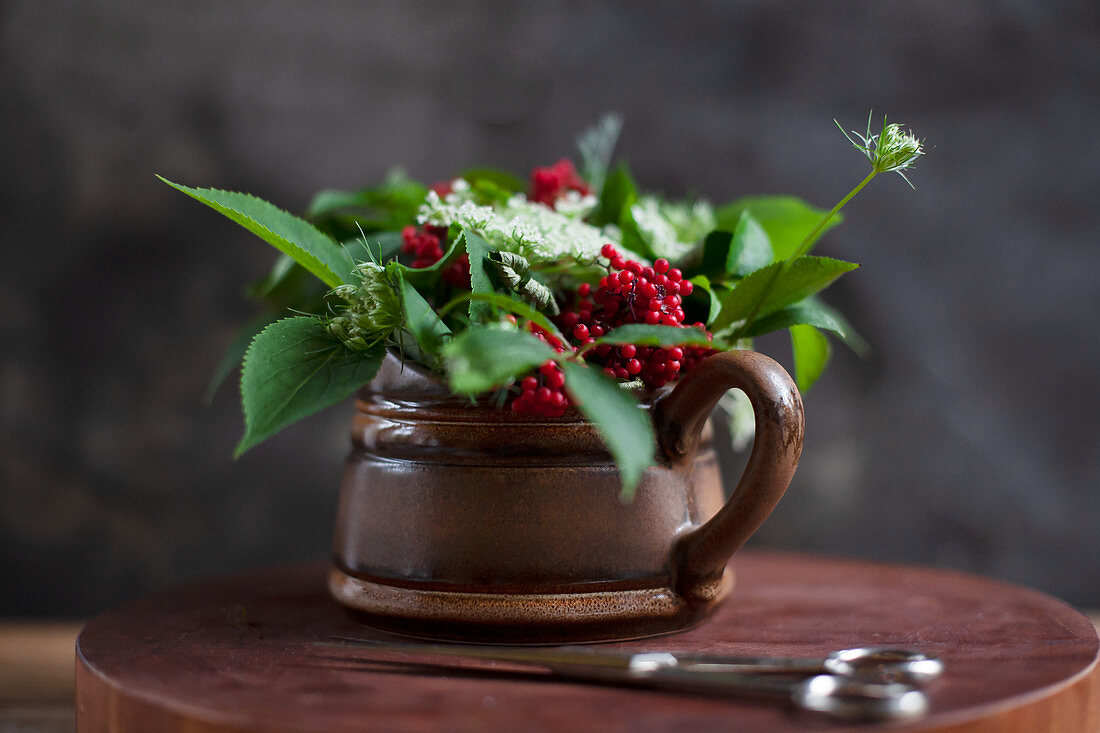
[418,188,619,264]
[630,196,715,260]
[551,190,599,219]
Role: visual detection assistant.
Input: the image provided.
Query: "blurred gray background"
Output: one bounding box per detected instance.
[2,1,1097,615]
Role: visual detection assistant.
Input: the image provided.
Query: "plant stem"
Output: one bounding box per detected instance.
[731,170,877,339]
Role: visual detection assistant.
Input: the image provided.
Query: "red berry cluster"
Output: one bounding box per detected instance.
[528,159,591,208]
[510,359,570,418]
[509,320,570,417]
[556,245,715,389]
[400,224,470,287]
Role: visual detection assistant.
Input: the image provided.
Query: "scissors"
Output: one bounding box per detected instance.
[322,637,942,722]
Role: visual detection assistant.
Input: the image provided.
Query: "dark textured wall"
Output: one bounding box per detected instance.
[2,1,1097,615]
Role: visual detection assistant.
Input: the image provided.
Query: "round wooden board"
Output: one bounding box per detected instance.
[76,552,1099,732]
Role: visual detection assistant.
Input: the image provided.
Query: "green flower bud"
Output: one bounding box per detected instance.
[325,262,402,351]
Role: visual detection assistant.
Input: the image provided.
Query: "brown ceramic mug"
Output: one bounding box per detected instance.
[329,349,803,643]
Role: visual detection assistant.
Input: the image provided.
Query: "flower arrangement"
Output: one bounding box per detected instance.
[160,113,922,496]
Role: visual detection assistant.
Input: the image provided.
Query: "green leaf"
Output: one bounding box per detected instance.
[576,113,623,195]
[235,317,384,456]
[618,205,659,260]
[697,231,732,279]
[740,300,865,353]
[688,275,724,325]
[440,291,567,344]
[159,177,353,287]
[561,361,655,499]
[398,233,465,287]
[205,311,282,404]
[461,167,524,193]
[395,268,451,359]
[593,163,638,228]
[790,325,831,393]
[715,196,841,260]
[462,230,496,323]
[727,211,774,275]
[442,326,558,395]
[697,212,774,280]
[593,324,718,350]
[710,256,860,333]
[305,172,427,234]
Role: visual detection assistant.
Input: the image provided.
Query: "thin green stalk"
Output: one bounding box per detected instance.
[731,170,877,339]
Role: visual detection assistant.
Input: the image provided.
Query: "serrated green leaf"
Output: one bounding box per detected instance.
[592,324,718,349]
[396,269,450,359]
[790,324,831,392]
[462,230,495,322]
[235,317,383,456]
[442,326,557,395]
[715,196,840,260]
[159,178,354,286]
[697,213,775,280]
[710,256,860,333]
[727,211,774,275]
[159,177,354,288]
[740,300,858,347]
[561,361,654,499]
[205,311,282,405]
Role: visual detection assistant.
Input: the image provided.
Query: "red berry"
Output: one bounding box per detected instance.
[626,358,642,375]
[654,258,670,274]
[679,280,694,296]
[627,261,643,275]
[601,244,618,259]
[610,256,626,271]
[546,370,565,388]
[617,270,634,285]
[573,324,589,340]
[668,268,683,282]
[645,310,661,324]
[620,344,637,358]
[537,387,553,403]
[522,376,538,391]
[577,283,591,297]
[642,266,655,279]
[668,347,684,361]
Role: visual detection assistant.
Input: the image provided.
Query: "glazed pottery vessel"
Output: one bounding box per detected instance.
[329,349,804,643]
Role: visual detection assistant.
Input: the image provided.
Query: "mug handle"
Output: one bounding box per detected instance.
[654,349,804,602]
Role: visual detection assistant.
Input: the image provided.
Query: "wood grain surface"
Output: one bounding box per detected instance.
[75,552,1100,732]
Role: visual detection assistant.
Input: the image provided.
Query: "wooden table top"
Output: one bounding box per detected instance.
[74,552,1099,732]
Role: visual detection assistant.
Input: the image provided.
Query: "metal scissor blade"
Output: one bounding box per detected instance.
[324,636,639,673]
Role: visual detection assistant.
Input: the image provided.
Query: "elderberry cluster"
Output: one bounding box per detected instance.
[400,224,470,287]
[557,244,715,389]
[528,159,591,207]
